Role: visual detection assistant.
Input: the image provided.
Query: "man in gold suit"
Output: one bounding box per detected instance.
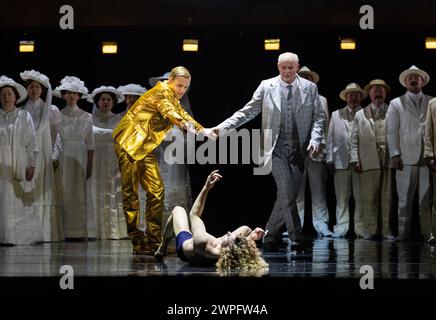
[113,66,217,254]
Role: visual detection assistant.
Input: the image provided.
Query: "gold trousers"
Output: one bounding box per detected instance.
[114,143,163,247]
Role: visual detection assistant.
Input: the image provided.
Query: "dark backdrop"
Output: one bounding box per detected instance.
[1,1,435,236]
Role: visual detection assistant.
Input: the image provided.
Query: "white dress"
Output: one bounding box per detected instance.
[23,99,64,242]
[157,126,193,221]
[91,109,127,239]
[0,107,41,245]
[59,105,95,238]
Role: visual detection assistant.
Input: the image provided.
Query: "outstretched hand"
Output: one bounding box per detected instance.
[205,170,222,190]
[201,128,218,140]
[211,126,220,136]
[183,121,197,134]
[248,227,266,241]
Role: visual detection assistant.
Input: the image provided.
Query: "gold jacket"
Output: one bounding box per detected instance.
[113,81,204,161]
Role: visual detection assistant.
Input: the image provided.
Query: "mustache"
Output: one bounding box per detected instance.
[410,81,418,86]
[375,95,384,99]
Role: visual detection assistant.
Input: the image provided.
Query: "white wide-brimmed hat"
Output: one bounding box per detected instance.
[298,66,320,84]
[53,76,88,98]
[117,84,147,96]
[399,65,430,87]
[339,83,367,101]
[364,79,391,93]
[87,86,125,104]
[20,70,51,89]
[0,75,28,104]
[148,72,170,87]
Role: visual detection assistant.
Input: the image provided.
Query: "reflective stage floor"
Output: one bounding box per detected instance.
[1,238,436,316]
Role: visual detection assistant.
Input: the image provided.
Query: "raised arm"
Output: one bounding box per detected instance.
[190,170,222,219]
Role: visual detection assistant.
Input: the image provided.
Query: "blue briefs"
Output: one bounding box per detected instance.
[176,231,193,262]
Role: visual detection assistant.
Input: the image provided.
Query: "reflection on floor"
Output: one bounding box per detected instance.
[1,238,435,306]
[0,238,435,278]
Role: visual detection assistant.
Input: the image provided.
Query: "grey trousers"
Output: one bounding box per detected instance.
[396,165,431,238]
[297,157,329,233]
[264,145,303,243]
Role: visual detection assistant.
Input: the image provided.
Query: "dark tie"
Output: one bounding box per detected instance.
[287,85,293,102]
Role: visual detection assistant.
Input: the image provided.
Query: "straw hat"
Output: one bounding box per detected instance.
[339,83,367,101]
[298,66,320,84]
[87,86,125,104]
[399,65,430,87]
[53,76,88,98]
[0,75,28,104]
[364,79,391,93]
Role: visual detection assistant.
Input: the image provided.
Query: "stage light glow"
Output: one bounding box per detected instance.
[102,42,118,54]
[19,40,34,53]
[425,37,436,49]
[183,39,199,52]
[264,39,280,51]
[340,38,356,50]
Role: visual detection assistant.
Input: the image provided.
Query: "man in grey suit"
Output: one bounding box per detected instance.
[213,52,325,252]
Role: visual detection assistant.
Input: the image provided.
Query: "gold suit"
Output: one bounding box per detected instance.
[113,81,203,251]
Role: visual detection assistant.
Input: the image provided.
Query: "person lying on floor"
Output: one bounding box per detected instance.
[154,170,268,272]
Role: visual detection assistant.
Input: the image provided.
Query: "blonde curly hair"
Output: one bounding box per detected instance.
[216,236,268,276]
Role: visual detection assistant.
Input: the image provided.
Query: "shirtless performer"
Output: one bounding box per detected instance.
[154,170,268,271]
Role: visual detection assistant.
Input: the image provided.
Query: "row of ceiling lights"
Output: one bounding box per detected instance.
[17,37,436,53]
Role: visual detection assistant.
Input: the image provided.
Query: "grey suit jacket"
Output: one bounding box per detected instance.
[217,75,325,170]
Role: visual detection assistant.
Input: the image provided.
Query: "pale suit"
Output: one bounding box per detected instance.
[326,106,363,237]
[297,95,331,235]
[217,75,324,244]
[350,104,393,237]
[386,92,433,239]
[422,97,436,239]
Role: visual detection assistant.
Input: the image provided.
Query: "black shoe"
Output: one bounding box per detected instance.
[262,242,280,252]
[290,240,306,253]
[277,238,289,248]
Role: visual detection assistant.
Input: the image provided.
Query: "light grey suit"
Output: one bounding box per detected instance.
[217,75,324,243]
[386,92,434,239]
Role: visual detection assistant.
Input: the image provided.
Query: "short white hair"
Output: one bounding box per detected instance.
[278,52,299,64]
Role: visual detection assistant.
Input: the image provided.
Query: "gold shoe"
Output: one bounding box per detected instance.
[132,239,161,255]
[166,245,177,255]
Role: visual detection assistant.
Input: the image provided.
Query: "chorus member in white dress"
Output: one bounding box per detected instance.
[20,70,64,242]
[88,86,127,239]
[117,83,147,115]
[54,76,94,239]
[0,76,40,245]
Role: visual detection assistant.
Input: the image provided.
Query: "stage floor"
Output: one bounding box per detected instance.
[1,238,435,278]
[1,238,436,313]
